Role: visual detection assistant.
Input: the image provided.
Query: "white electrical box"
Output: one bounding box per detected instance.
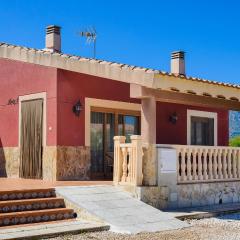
[158,148,177,173]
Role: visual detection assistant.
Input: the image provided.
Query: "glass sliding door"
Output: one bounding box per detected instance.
[90,109,140,179]
[90,112,104,176]
[104,113,115,178]
[118,115,140,142]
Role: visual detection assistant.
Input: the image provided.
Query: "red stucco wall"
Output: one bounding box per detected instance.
[57,69,140,146]
[0,58,230,148]
[156,102,229,146]
[0,59,57,147]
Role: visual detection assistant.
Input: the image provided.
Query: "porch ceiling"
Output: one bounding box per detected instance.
[131,83,240,111]
[152,74,240,102]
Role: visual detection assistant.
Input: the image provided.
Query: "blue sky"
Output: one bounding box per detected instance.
[0,0,239,84]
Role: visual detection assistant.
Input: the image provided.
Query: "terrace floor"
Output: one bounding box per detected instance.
[0,178,112,191]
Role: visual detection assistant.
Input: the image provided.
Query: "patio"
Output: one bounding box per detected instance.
[0,178,112,191]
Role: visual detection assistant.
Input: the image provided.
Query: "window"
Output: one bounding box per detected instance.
[187,110,217,146]
[191,116,214,145]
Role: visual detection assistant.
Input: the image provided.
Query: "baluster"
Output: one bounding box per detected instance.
[181,148,187,182]
[197,148,203,181]
[222,149,228,179]
[227,149,232,179]
[126,147,132,182]
[218,149,223,179]
[213,149,218,179]
[121,147,128,182]
[208,149,213,180]
[232,149,237,179]
[192,149,197,181]
[186,148,192,181]
[177,149,181,182]
[203,148,208,180]
[131,146,135,183]
[237,150,240,178]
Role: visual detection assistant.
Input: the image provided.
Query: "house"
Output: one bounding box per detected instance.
[0,25,240,208]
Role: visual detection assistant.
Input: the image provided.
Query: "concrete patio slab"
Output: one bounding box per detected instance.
[56,185,189,234]
[0,178,112,191]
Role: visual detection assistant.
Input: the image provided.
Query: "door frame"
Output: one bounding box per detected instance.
[187,109,217,146]
[18,92,47,148]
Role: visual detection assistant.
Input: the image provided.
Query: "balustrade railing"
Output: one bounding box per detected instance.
[175,146,240,183]
[113,135,144,186]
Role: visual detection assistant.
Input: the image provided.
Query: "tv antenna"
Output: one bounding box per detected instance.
[78,26,97,59]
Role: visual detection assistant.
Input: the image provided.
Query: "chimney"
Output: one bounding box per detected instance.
[171,51,185,75]
[45,25,61,52]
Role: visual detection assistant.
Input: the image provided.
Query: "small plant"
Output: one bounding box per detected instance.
[229,136,240,147]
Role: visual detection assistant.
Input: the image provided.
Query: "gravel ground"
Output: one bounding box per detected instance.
[47,213,240,240]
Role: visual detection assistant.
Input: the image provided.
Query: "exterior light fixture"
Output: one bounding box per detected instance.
[72,100,83,117]
[169,112,178,124]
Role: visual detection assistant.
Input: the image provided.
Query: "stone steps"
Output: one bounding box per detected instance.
[0,197,65,213]
[0,188,77,227]
[0,188,56,201]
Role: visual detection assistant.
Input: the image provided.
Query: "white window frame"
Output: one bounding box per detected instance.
[187,109,218,146]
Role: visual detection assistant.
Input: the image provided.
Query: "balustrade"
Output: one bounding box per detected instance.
[176,146,240,183]
[113,135,144,186]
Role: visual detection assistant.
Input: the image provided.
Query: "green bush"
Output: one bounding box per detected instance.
[229,136,240,147]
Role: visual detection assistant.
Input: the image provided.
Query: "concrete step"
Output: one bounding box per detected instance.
[0,208,75,227]
[0,188,77,228]
[0,188,56,201]
[0,197,65,213]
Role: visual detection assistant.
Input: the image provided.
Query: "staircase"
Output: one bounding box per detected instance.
[0,188,77,227]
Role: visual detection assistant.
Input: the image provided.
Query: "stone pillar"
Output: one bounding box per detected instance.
[141,97,156,144]
[130,135,143,186]
[141,97,157,186]
[113,136,126,184]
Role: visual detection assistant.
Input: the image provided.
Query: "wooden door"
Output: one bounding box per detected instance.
[19,99,43,179]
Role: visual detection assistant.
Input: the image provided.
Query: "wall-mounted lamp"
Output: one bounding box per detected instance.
[72,100,83,117]
[169,112,178,124]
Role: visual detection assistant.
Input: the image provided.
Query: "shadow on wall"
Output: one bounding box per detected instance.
[0,138,7,177]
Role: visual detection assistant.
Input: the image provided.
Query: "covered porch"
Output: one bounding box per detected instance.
[113,77,240,209]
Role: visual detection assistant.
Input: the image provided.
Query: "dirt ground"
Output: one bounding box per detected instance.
[49,216,240,240]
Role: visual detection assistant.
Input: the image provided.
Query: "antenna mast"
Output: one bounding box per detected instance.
[79,27,97,59]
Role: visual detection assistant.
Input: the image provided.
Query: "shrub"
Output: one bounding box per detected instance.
[229,136,240,147]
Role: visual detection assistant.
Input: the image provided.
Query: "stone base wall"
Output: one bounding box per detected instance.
[129,181,240,210]
[175,182,240,209]
[0,147,19,178]
[0,146,90,181]
[56,146,91,181]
